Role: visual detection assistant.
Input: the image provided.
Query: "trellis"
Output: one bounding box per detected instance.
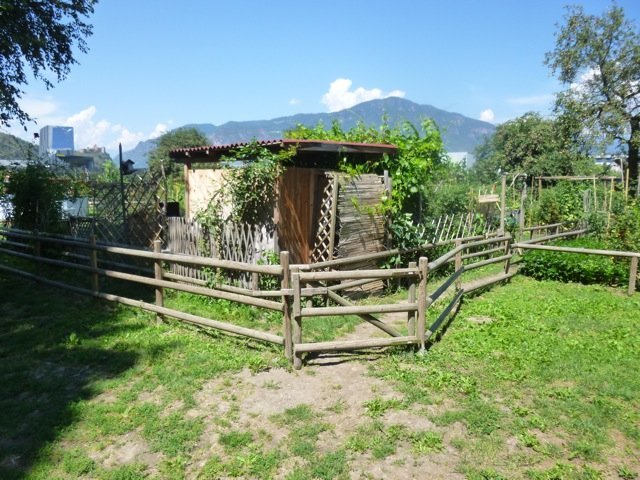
[166,217,275,287]
[88,172,166,247]
[310,173,338,264]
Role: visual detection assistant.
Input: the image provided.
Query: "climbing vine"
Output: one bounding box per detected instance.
[286,118,447,249]
[286,118,445,216]
[195,141,295,247]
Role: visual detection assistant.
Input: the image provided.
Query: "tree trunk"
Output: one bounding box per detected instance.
[628,118,639,197]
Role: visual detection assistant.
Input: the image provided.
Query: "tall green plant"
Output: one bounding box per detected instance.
[6,163,67,231]
[195,141,295,252]
[286,118,446,249]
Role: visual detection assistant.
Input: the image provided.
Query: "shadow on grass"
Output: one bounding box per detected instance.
[0,273,142,479]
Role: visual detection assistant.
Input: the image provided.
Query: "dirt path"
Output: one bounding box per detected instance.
[178,310,466,479]
[88,310,467,479]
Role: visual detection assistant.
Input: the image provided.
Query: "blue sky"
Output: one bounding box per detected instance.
[4,0,640,154]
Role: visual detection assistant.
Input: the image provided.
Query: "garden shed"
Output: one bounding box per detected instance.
[169,139,397,265]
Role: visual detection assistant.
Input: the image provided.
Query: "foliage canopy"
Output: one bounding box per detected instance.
[0,0,97,127]
[147,127,209,177]
[286,118,446,219]
[472,112,592,183]
[5,163,67,231]
[545,4,640,192]
[147,127,209,206]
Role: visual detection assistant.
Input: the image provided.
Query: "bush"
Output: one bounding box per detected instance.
[528,182,587,228]
[5,163,67,231]
[520,237,629,286]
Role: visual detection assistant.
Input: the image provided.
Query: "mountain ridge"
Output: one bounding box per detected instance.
[125,98,495,167]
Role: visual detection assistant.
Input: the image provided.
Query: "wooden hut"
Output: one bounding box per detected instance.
[169,139,397,265]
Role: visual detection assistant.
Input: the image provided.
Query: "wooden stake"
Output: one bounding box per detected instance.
[154,239,164,323]
[629,257,638,296]
[454,240,462,291]
[280,251,293,359]
[499,174,506,234]
[408,261,417,336]
[292,270,302,369]
[503,234,512,275]
[90,234,99,294]
[417,257,428,351]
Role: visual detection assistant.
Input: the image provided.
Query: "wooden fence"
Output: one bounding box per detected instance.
[1,224,633,369]
[166,217,275,287]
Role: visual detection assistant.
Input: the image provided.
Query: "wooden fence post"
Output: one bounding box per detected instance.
[280,251,293,360]
[499,174,506,234]
[154,240,164,323]
[90,234,99,294]
[519,184,526,241]
[454,240,462,291]
[292,269,303,369]
[417,257,428,351]
[407,261,417,336]
[504,234,512,275]
[629,256,638,296]
[33,230,42,279]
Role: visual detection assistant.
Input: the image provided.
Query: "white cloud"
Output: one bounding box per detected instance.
[321,78,406,112]
[63,106,144,152]
[289,98,301,106]
[149,123,169,139]
[3,95,174,154]
[20,96,59,118]
[480,109,495,122]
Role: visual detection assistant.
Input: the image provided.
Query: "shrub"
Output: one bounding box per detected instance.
[6,163,67,231]
[520,237,629,286]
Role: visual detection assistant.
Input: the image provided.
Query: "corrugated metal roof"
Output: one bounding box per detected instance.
[169,138,397,162]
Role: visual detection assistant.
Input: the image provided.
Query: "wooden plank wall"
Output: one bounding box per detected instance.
[335,174,387,294]
[277,168,328,264]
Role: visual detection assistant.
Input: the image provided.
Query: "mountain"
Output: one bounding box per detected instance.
[123,98,495,167]
[0,132,38,161]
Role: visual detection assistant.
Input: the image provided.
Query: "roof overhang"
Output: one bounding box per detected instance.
[169,139,397,164]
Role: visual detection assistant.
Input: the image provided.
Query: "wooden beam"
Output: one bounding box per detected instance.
[294,336,418,354]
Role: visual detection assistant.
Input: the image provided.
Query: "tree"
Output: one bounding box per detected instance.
[473,112,592,183]
[545,4,640,193]
[147,127,209,205]
[0,0,97,127]
[147,127,209,177]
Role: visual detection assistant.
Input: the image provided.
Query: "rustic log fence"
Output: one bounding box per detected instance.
[512,241,639,296]
[0,224,634,368]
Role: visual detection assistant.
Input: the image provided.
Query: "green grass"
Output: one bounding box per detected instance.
[1,260,639,479]
[0,271,283,480]
[372,276,640,477]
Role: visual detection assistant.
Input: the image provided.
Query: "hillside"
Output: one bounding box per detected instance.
[125,98,495,167]
[0,132,38,161]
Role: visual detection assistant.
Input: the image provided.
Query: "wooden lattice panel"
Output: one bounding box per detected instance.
[311,173,337,264]
[90,172,165,246]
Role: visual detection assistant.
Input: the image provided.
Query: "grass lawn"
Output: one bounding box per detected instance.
[0,269,638,479]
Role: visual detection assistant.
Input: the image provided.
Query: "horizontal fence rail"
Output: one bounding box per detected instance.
[0,223,634,368]
[514,241,639,295]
